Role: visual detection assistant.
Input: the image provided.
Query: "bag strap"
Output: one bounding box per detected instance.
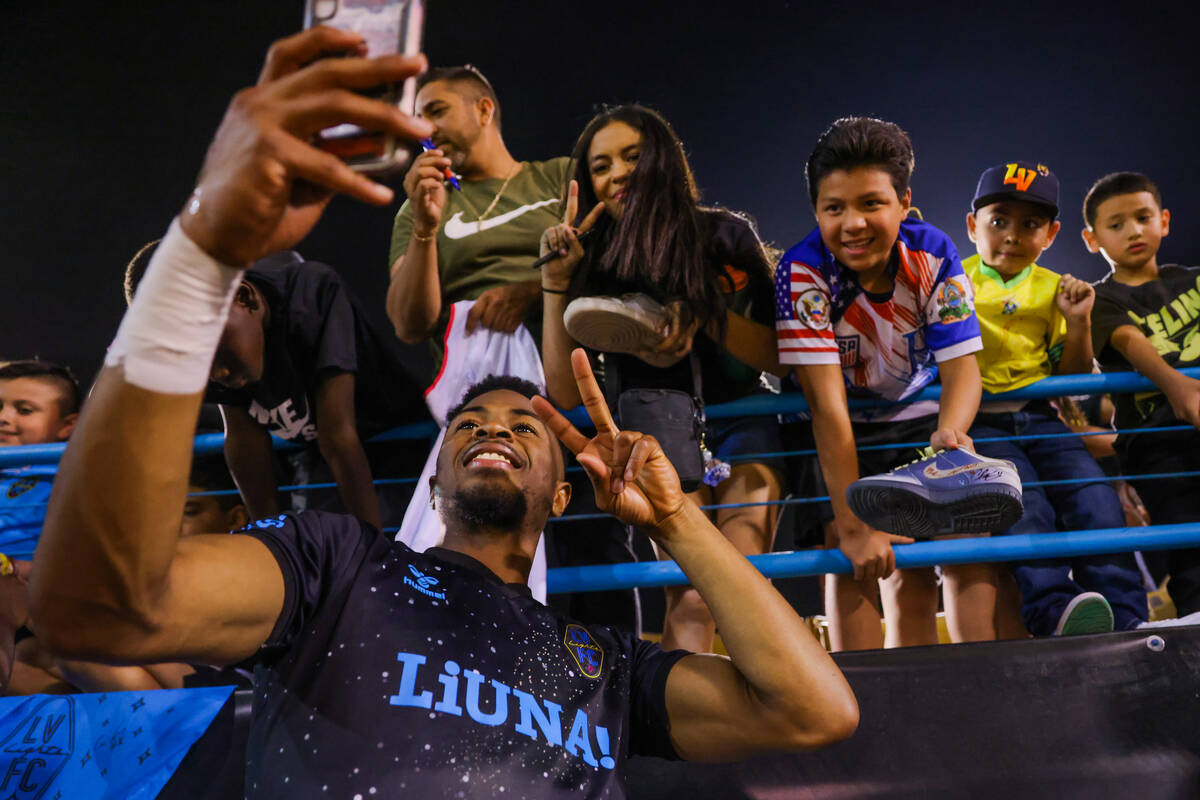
[689,350,705,424]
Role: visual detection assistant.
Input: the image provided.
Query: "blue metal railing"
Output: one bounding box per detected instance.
[3,367,1198,469]
[546,524,1200,594]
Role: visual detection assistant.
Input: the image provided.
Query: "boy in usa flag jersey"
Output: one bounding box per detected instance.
[774,118,988,651]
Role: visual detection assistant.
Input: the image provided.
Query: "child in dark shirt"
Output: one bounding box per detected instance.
[126,245,427,529]
[1083,171,1200,620]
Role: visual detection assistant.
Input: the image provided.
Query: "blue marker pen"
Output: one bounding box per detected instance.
[420,139,461,191]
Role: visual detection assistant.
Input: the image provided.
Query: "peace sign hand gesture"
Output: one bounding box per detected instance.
[539,180,605,292]
[531,349,687,530]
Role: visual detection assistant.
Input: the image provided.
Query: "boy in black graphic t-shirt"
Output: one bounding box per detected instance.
[1084,171,1200,619]
[125,250,429,529]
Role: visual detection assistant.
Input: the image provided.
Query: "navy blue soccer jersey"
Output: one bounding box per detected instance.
[241,511,687,798]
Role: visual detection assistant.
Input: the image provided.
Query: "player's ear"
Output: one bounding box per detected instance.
[551,480,572,517]
[233,281,257,310]
[898,187,912,212]
[966,212,978,242]
[227,504,250,530]
[1161,208,1170,238]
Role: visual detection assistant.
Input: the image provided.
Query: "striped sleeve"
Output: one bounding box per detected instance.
[775,257,839,365]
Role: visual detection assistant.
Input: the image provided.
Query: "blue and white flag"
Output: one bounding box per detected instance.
[0,686,234,799]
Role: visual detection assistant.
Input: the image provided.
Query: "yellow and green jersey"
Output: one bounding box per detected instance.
[963,254,1066,394]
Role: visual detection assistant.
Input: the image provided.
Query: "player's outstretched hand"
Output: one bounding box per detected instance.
[531,349,686,529]
[181,25,433,267]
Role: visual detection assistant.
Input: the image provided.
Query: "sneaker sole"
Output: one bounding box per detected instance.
[563,304,665,354]
[1057,597,1115,636]
[845,484,1023,539]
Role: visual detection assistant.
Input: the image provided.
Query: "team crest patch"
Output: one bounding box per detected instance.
[1002,300,1018,315]
[836,335,860,368]
[795,289,831,330]
[563,624,604,679]
[5,478,37,499]
[937,279,970,323]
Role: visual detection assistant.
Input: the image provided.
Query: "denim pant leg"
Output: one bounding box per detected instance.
[1026,417,1147,629]
[1124,430,1200,616]
[972,415,1077,636]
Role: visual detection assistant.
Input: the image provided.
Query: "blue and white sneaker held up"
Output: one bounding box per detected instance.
[846,447,1023,539]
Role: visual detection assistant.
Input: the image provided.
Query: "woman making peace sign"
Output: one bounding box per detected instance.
[539,105,783,654]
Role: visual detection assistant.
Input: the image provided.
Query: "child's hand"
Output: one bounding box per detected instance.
[931,428,974,452]
[1165,375,1200,430]
[1056,274,1095,322]
[836,519,912,582]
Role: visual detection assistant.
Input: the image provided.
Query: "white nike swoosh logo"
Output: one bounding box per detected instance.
[441,198,560,239]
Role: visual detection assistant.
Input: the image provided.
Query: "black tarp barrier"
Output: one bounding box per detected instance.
[627,626,1200,799]
[160,627,1200,798]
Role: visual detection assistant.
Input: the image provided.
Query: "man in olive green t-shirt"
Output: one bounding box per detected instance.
[386,65,570,367]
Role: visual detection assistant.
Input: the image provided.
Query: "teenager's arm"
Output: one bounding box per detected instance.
[794,364,909,581]
[1111,325,1200,428]
[28,27,431,667]
[541,287,582,408]
[710,313,788,377]
[315,371,383,529]
[539,181,604,408]
[533,350,857,760]
[221,404,281,521]
[931,353,982,451]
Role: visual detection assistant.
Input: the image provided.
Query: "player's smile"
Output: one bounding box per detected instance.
[462,441,522,470]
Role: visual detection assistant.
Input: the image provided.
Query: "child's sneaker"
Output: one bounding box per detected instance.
[846,446,1023,539]
[1055,592,1115,636]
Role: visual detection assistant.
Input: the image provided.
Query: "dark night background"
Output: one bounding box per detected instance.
[3,0,1197,385]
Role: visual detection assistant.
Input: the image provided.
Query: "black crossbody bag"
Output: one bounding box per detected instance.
[604,352,706,492]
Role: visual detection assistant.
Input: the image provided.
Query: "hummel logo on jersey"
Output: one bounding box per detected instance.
[441,198,559,239]
[404,565,447,601]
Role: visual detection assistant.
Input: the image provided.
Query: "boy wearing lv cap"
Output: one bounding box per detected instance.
[964,162,1147,635]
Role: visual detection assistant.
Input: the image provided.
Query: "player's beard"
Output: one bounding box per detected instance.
[452,482,528,531]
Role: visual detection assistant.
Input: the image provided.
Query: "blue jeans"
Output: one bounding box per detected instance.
[971,407,1148,635]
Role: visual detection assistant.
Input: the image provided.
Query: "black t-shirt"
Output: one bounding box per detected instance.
[207,253,429,441]
[569,211,775,407]
[1091,264,1200,430]
[240,511,687,798]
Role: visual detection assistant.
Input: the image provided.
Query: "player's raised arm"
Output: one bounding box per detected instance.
[532,350,858,760]
[29,27,432,666]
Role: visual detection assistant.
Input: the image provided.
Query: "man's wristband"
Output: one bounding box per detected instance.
[542,286,568,295]
[411,228,436,243]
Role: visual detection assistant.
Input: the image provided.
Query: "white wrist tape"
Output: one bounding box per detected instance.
[105,217,245,394]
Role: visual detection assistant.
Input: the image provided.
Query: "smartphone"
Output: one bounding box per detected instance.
[303,0,425,173]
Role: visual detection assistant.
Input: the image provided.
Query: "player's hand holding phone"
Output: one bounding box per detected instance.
[180,26,431,267]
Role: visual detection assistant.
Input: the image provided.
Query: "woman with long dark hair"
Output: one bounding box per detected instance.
[539,105,784,653]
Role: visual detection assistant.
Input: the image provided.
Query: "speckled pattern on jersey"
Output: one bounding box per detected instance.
[241,511,686,798]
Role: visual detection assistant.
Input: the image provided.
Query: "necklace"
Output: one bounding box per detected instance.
[459,162,520,232]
